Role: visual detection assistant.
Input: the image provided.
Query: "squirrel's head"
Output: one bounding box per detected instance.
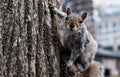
[65,7,88,31]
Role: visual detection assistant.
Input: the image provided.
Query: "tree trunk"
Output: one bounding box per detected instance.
[0,0,102,77]
[0,0,61,77]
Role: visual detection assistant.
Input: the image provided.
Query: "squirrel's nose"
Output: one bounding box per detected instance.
[70,23,74,28]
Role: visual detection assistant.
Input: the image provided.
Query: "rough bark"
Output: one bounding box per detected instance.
[0,0,60,77]
[0,0,101,77]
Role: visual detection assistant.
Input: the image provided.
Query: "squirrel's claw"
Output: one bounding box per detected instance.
[48,2,55,9]
[65,60,73,68]
[77,63,84,72]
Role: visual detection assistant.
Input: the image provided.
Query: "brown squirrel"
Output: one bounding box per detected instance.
[49,3,104,77]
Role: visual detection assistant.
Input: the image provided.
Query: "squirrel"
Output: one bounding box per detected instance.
[49,3,104,76]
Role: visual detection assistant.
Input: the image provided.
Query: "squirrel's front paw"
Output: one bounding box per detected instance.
[48,2,55,10]
[65,60,73,68]
[77,63,84,72]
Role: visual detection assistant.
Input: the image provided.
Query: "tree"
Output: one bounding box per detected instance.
[0,0,103,77]
[0,0,61,77]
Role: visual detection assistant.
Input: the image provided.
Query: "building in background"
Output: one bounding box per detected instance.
[93,0,120,48]
[62,0,120,76]
[93,0,120,76]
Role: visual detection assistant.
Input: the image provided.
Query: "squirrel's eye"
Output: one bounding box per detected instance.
[79,21,82,23]
[66,17,68,21]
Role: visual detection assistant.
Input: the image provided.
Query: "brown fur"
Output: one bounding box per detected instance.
[81,12,88,22]
[66,7,72,15]
[66,13,81,28]
[69,61,100,77]
[65,8,88,31]
[83,61,100,77]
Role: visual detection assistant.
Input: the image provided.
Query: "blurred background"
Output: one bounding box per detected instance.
[62,0,120,77]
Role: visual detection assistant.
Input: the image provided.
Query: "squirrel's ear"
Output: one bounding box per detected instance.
[81,11,88,21]
[66,7,72,15]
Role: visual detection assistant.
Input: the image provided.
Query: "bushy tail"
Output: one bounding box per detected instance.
[95,61,105,77]
[83,61,105,77]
